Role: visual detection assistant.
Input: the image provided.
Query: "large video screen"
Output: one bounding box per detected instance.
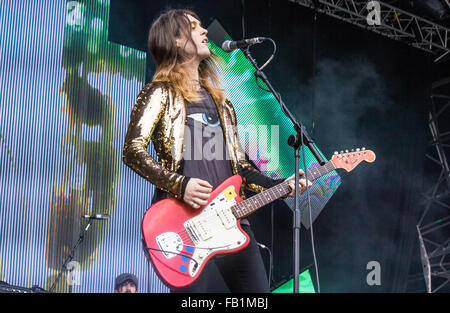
[207,21,341,229]
[0,0,337,293]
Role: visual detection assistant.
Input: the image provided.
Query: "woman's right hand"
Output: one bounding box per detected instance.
[183,178,213,209]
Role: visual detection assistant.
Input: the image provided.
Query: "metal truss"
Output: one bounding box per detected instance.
[416,78,450,292]
[289,0,450,62]
[288,0,450,292]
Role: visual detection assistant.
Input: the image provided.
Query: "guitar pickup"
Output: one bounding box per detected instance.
[192,219,212,241]
[217,208,236,229]
[186,218,212,242]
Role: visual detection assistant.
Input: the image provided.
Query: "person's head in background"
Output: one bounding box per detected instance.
[114,273,138,293]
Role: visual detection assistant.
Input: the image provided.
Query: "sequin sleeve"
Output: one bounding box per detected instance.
[122,83,186,199]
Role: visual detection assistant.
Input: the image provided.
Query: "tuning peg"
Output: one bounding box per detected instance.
[340,150,344,154]
[356,148,360,152]
[345,149,349,153]
[334,151,338,155]
[362,147,366,151]
[351,149,354,152]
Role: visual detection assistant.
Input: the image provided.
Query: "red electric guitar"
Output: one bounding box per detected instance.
[142,148,376,288]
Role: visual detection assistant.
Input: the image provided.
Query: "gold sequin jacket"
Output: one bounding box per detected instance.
[122,82,269,201]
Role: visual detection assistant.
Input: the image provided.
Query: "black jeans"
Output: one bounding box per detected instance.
[170,224,270,293]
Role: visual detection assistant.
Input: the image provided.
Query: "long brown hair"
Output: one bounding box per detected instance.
[148,9,225,104]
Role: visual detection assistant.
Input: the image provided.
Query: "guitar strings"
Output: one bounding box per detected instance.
[162,183,285,241]
[156,180,295,244]
[160,204,243,241]
[151,195,270,250]
[152,208,246,252]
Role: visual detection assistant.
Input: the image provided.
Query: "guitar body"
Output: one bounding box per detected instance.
[142,175,249,288]
[141,148,376,288]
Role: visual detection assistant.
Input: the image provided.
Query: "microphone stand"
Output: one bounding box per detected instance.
[49,217,95,293]
[241,47,325,293]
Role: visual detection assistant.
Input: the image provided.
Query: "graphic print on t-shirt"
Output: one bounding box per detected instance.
[182,89,233,190]
[183,90,229,162]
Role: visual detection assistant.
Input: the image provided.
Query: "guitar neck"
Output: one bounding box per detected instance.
[231,160,336,219]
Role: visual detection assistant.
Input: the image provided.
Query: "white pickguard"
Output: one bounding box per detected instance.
[154,185,247,278]
[184,185,247,277]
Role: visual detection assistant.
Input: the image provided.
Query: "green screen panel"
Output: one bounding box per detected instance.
[272,270,316,293]
[208,21,341,227]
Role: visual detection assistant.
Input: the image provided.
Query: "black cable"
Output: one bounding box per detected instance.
[311,10,318,137]
[257,243,273,284]
[307,6,321,294]
[241,0,274,94]
[255,75,271,92]
[259,38,276,70]
[252,38,277,92]
[300,136,321,293]
[145,247,199,268]
[241,0,245,38]
[49,218,93,293]
[271,202,275,286]
[147,254,151,293]
[239,24,321,292]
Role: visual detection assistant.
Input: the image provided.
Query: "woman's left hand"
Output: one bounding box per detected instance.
[284,169,312,197]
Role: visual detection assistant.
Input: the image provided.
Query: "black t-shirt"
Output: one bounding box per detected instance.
[181,88,252,225]
[151,88,285,219]
[181,88,233,189]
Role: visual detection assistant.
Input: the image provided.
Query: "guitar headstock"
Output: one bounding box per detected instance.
[331,148,376,172]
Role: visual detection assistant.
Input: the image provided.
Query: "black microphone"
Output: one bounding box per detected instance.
[82,214,110,220]
[221,37,266,53]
